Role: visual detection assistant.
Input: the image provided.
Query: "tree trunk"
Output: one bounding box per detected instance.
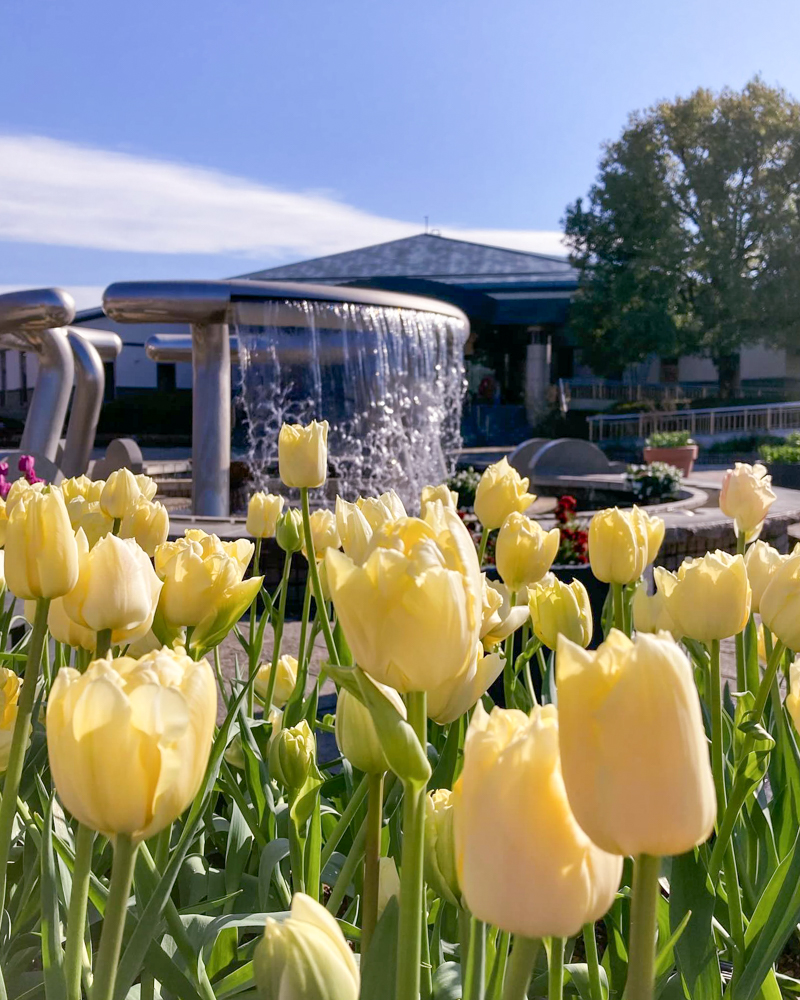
[714,353,741,400]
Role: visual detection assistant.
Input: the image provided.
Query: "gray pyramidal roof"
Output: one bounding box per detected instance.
[241,233,577,288]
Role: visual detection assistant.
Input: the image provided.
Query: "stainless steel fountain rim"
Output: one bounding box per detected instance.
[102,279,470,328]
[0,287,76,334]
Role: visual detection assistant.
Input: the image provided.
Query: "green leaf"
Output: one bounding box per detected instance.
[360,895,399,1000]
[565,963,610,1000]
[431,962,462,1000]
[39,795,66,1000]
[669,849,721,1000]
[257,840,291,911]
[429,717,463,791]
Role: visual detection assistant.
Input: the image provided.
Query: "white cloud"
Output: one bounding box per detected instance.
[0,134,565,261]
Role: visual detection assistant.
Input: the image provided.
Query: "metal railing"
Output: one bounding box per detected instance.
[564,379,713,404]
[588,400,800,442]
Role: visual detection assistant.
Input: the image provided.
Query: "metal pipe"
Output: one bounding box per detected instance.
[19,327,75,462]
[61,328,123,477]
[192,323,231,517]
[0,287,75,334]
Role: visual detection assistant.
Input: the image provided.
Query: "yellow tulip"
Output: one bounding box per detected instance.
[63,532,162,643]
[588,507,646,584]
[495,512,559,592]
[0,668,26,771]
[474,457,536,530]
[59,474,104,504]
[658,550,751,644]
[303,509,340,560]
[744,540,787,613]
[270,720,315,791]
[247,492,285,538]
[632,577,677,636]
[0,498,6,548]
[5,488,79,600]
[335,497,373,564]
[5,479,44,514]
[760,551,800,651]
[276,509,304,554]
[46,647,216,840]
[66,497,114,548]
[356,490,406,530]
[529,574,592,649]
[334,685,402,773]
[454,702,622,937]
[720,462,776,542]
[424,788,461,907]
[119,495,170,557]
[99,469,157,520]
[376,857,400,918]
[427,643,505,725]
[479,577,529,649]
[278,420,329,489]
[47,597,96,651]
[255,655,299,708]
[634,506,665,565]
[325,509,482,694]
[557,629,716,856]
[784,658,800,733]
[0,550,4,590]
[254,892,360,1000]
[420,483,458,518]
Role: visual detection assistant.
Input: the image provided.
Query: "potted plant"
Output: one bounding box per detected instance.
[643,430,698,476]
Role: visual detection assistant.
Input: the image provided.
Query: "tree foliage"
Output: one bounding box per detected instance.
[563,78,800,394]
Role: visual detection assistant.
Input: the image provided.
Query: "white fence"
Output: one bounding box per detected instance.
[588,400,800,442]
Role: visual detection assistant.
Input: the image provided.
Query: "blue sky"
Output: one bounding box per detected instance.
[3,0,800,306]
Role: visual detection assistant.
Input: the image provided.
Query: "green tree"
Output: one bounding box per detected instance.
[564,78,800,397]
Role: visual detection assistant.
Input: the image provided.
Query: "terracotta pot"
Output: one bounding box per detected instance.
[643,444,698,477]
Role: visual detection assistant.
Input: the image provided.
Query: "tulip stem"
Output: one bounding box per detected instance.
[583,923,603,1000]
[248,537,263,716]
[262,552,292,712]
[288,792,306,896]
[301,488,339,665]
[624,853,661,1000]
[477,526,490,567]
[611,583,624,633]
[463,918,486,1000]
[65,824,96,1000]
[502,936,540,1000]
[95,628,112,660]
[709,639,726,822]
[362,771,384,955]
[320,773,370,869]
[0,595,49,914]
[396,690,428,1000]
[548,937,564,1000]
[92,833,138,1000]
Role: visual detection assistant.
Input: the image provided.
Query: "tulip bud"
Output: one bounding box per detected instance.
[424,788,461,907]
[480,577,529,649]
[334,686,394,773]
[632,577,677,636]
[255,655,299,708]
[63,532,163,643]
[66,497,114,548]
[247,492,285,538]
[528,574,592,649]
[377,857,400,918]
[720,462,776,543]
[760,551,800,651]
[99,469,142,519]
[334,497,373,564]
[557,629,716,856]
[0,668,27,771]
[60,475,104,504]
[659,550,751,644]
[5,488,79,600]
[634,506,665,566]
[278,420,329,489]
[254,892,360,1000]
[46,647,216,840]
[420,483,458,518]
[119,495,170,557]
[356,490,406,530]
[588,507,646,585]
[5,479,44,515]
[744,540,786,613]
[303,509,340,560]
[276,509,304,554]
[495,512,559,592]
[454,703,622,938]
[270,720,315,791]
[474,457,536,530]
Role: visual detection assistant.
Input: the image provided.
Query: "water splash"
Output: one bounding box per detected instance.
[233,299,467,509]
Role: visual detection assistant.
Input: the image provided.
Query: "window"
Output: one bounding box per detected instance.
[157,363,177,392]
[103,361,116,401]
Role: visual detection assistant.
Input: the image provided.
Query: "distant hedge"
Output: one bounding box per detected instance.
[97,390,192,436]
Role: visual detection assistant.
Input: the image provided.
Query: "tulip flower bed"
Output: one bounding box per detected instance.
[0,430,797,1000]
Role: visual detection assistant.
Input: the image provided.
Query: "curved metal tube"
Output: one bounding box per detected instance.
[192,323,231,517]
[19,327,75,462]
[61,328,123,477]
[0,287,75,334]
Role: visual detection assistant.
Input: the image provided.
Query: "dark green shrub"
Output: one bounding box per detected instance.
[625,462,682,502]
[646,430,695,448]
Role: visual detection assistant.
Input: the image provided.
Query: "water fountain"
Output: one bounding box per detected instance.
[103,280,469,517]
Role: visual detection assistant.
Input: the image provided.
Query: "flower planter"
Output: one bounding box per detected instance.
[643,444,698,477]
[551,562,607,648]
[765,462,800,489]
